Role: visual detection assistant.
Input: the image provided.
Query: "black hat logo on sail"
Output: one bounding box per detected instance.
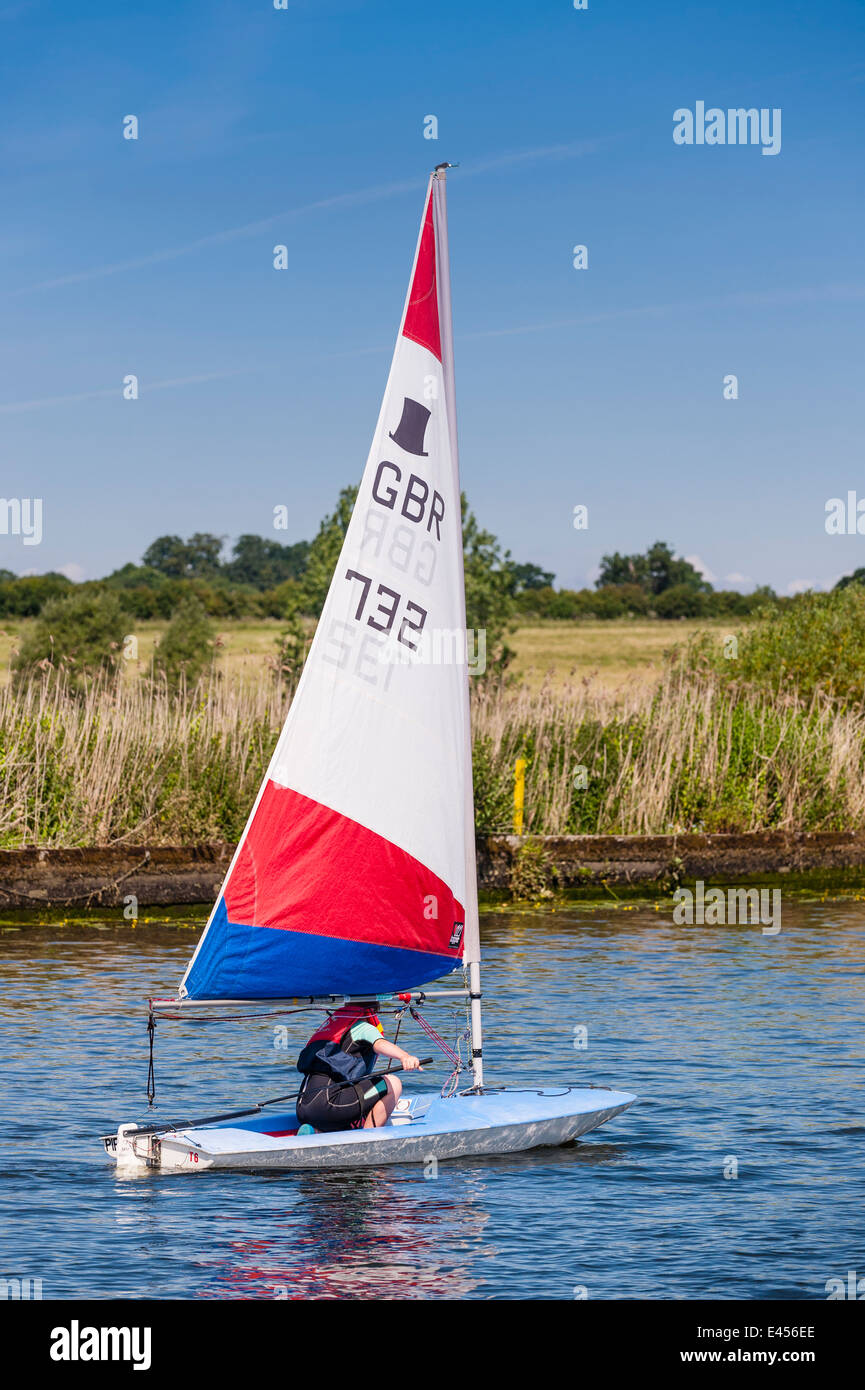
[389,396,431,457]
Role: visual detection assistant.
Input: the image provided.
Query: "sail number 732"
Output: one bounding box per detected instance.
[345,569,427,649]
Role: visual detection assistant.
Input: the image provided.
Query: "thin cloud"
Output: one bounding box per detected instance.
[10,178,423,295]
[463,283,865,342]
[0,367,253,415]
[464,135,617,176]
[9,139,614,298]
[5,276,861,413]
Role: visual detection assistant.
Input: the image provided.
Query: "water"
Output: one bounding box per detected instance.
[1,899,862,1300]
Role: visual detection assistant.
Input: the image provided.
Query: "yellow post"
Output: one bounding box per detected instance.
[513,757,527,835]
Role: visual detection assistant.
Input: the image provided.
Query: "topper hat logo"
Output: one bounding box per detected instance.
[389,396,431,457]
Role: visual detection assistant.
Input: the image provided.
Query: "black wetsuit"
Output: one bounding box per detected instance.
[296,1018,390,1132]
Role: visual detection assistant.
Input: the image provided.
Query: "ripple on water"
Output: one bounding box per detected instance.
[0,900,862,1299]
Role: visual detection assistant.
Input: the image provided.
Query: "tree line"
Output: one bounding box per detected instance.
[4,486,847,687]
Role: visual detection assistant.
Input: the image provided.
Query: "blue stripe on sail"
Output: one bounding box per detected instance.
[183,896,460,1000]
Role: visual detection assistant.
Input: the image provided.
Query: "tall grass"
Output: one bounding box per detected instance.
[0,673,289,847]
[2,668,865,847]
[471,670,865,836]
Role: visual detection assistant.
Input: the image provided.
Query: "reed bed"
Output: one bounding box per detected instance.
[2,669,865,847]
[0,673,289,847]
[471,670,865,836]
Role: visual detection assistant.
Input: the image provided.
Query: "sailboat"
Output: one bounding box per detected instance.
[103,166,635,1172]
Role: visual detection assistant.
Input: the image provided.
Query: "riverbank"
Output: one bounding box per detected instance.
[6,831,865,910]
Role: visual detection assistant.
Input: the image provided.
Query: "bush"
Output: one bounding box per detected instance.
[0,573,73,618]
[12,590,126,686]
[153,595,215,687]
[672,587,865,703]
[273,611,311,692]
[655,585,708,619]
[514,583,655,621]
[508,841,558,900]
[261,578,306,620]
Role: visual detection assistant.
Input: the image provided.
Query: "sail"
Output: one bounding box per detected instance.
[181,170,480,1001]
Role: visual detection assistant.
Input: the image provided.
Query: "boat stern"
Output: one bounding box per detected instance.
[102,1123,159,1172]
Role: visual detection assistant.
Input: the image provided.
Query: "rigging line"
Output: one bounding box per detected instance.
[149,1002,415,1025]
[410,1006,471,1098]
[153,1006,337,1024]
[146,1011,157,1107]
[478,1084,615,1096]
[385,1004,409,1072]
[410,1006,461,1064]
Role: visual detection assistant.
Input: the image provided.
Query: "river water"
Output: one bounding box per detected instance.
[0,898,862,1300]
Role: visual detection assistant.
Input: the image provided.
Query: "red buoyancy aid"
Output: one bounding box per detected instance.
[297,1005,384,1083]
[305,1005,383,1048]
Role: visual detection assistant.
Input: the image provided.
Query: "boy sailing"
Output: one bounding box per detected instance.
[296,1004,422,1133]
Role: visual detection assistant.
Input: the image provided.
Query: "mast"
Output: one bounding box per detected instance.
[174,170,482,1095]
[432,164,484,1091]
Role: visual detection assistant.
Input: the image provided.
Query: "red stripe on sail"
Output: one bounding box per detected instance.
[401,191,441,361]
[224,781,464,958]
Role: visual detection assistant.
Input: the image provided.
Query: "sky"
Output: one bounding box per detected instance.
[0,0,863,594]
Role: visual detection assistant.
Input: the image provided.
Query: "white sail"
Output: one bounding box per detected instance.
[181,168,480,1003]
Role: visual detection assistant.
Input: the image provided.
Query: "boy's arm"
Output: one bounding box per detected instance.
[373,1038,422,1069]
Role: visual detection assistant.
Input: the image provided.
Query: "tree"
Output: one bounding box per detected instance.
[227,534,310,590]
[141,533,225,579]
[597,541,711,595]
[273,611,311,692]
[141,535,189,578]
[506,561,556,593]
[835,569,865,591]
[185,532,224,577]
[297,486,358,614]
[595,550,644,588]
[153,594,215,686]
[461,495,516,666]
[12,590,126,687]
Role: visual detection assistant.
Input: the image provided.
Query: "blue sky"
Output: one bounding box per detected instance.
[1,0,863,593]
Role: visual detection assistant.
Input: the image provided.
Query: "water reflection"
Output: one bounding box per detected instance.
[189,1170,489,1299]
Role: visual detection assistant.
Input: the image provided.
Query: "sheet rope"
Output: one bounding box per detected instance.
[410,1006,471,1098]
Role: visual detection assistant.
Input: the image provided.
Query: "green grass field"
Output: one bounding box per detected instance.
[0,616,737,690]
[506,618,736,689]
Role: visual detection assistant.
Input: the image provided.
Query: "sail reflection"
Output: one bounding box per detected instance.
[197,1170,492,1300]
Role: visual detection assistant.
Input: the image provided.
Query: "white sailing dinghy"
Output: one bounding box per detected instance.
[104,166,635,1172]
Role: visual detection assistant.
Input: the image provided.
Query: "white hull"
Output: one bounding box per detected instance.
[104,1086,636,1173]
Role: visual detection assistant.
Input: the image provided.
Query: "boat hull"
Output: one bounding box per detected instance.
[104,1086,636,1172]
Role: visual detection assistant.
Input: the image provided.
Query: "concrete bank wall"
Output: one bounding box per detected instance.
[0,845,232,909]
[4,831,865,909]
[477,831,865,893]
